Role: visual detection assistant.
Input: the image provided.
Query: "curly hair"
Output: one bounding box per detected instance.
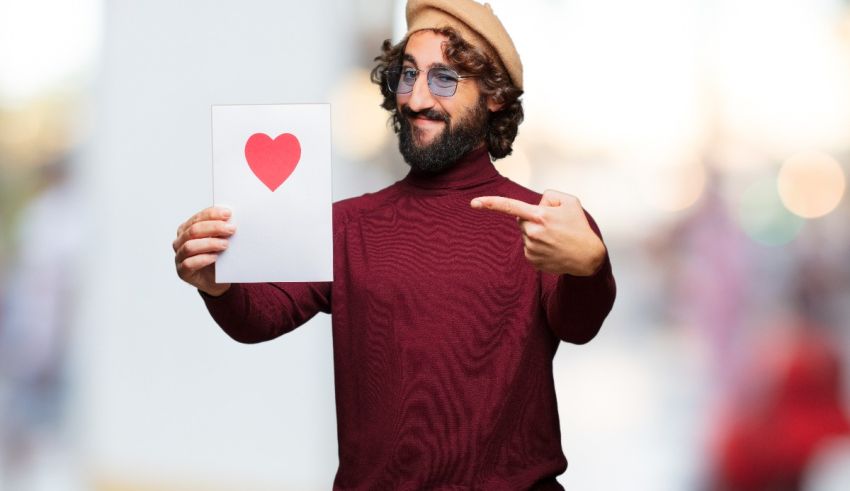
[369,27,524,160]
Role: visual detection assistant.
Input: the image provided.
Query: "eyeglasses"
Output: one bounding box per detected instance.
[385,66,477,97]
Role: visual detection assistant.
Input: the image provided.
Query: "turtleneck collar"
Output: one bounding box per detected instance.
[400,145,504,192]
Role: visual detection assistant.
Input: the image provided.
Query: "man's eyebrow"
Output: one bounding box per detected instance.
[402,55,454,72]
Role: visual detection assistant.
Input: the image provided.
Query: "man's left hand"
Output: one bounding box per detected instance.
[470,190,606,276]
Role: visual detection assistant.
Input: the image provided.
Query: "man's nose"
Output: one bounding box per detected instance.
[405,71,436,112]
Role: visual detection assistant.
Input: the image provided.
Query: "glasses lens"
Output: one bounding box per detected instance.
[387,67,417,94]
[387,67,461,97]
[428,68,459,97]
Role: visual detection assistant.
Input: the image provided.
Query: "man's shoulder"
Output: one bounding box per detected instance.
[497,177,543,204]
[331,181,405,226]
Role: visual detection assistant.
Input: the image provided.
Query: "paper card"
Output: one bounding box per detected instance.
[211,103,333,283]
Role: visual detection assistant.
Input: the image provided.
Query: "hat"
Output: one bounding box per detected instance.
[405,0,523,90]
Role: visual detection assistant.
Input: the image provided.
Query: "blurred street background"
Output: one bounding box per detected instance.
[1,0,849,489]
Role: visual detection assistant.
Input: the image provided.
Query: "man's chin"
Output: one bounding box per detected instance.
[411,126,444,148]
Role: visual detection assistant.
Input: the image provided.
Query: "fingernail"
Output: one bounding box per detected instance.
[225,223,236,232]
[221,208,232,217]
[471,199,481,208]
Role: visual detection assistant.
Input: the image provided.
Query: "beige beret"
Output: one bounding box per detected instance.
[405,0,523,90]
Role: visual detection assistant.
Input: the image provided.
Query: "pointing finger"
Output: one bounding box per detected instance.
[470,196,543,223]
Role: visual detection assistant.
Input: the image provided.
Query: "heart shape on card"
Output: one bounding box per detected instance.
[244,132,301,191]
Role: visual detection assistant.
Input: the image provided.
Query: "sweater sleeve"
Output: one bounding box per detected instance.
[199,281,332,344]
[541,209,616,344]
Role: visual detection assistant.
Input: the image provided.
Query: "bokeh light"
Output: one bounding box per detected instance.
[638,154,708,213]
[736,174,806,246]
[777,150,846,219]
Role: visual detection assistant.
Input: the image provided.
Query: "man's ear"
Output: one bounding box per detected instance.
[486,95,503,112]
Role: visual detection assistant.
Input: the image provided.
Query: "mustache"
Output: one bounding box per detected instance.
[400,105,450,123]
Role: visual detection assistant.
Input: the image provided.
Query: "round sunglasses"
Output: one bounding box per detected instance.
[385,66,477,98]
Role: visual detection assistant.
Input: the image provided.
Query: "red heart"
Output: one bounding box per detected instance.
[244,132,301,191]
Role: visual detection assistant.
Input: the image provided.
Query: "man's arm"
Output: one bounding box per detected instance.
[173,206,333,343]
[199,281,331,344]
[540,212,616,344]
[470,191,616,343]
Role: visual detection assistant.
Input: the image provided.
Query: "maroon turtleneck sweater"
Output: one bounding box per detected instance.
[200,146,616,490]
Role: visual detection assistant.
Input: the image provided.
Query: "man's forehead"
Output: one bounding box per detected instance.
[402,31,452,69]
[402,53,452,71]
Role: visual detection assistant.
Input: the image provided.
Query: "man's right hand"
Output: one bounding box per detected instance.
[173,206,235,297]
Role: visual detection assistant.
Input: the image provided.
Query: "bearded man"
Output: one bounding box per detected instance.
[173,0,616,488]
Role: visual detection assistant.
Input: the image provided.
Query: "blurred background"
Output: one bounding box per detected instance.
[1,0,849,489]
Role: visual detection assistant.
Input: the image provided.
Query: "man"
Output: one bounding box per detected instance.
[173,0,616,489]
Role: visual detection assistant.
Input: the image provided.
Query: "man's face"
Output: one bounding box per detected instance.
[395,30,489,173]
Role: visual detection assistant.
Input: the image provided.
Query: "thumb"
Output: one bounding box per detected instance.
[540,189,571,208]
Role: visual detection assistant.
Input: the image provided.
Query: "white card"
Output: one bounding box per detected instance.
[211,103,333,283]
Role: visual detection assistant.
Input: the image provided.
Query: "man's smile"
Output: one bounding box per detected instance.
[410,115,445,128]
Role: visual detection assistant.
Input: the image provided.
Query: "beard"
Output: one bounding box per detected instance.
[397,97,489,174]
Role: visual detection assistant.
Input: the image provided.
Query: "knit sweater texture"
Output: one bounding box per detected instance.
[200,146,617,490]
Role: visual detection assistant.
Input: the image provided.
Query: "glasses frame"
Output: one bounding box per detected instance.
[385,65,478,98]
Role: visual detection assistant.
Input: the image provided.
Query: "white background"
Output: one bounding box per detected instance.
[73,1,379,488]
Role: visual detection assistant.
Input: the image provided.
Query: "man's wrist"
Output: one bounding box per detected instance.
[200,283,232,297]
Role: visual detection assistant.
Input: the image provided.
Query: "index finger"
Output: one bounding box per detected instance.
[178,206,231,237]
[470,196,542,223]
